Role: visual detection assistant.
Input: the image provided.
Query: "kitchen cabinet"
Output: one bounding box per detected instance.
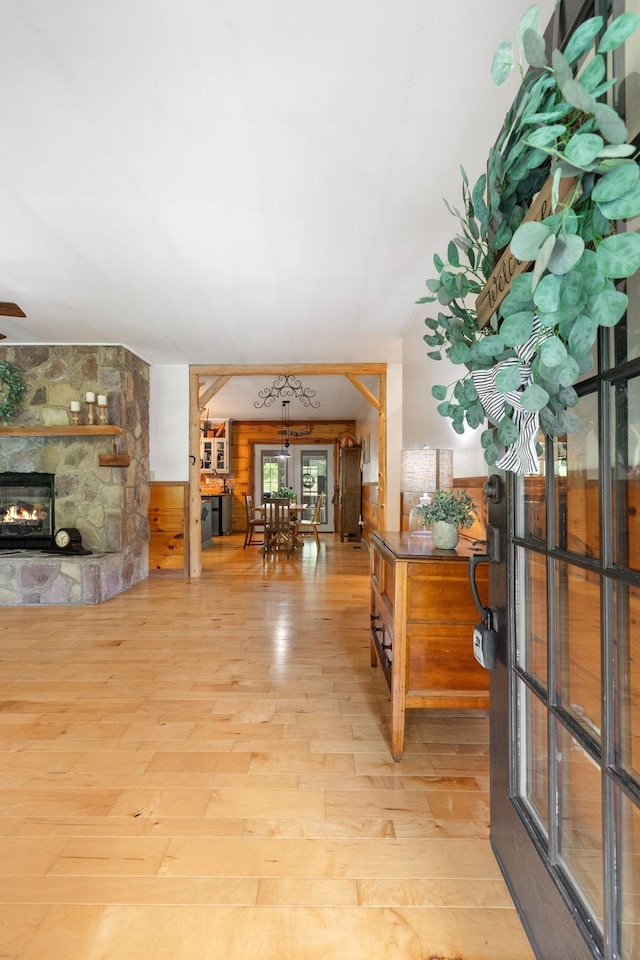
[370,531,489,760]
[201,419,230,474]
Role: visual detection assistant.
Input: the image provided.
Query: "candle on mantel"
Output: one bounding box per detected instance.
[85,391,96,403]
[97,395,107,406]
[70,401,81,412]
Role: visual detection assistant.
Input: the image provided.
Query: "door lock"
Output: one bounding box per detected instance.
[483,474,502,504]
[468,551,499,670]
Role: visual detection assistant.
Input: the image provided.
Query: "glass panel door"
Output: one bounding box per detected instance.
[489,3,640,955]
[254,444,334,531]
[499,241,640,960]
[299,450,329,529]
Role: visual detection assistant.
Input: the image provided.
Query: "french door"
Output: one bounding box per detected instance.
[254,444,334,531]
[491,342,640,960]
[490,170,640,960]
[488,2,640,956]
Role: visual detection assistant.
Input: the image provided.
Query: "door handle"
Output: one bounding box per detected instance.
[469,553,492,624]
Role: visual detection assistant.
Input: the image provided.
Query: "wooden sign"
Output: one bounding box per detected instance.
[476,176,576,329]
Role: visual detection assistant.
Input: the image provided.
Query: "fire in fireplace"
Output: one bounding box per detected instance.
[0,472,55,549]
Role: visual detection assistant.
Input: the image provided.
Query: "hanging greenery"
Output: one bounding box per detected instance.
[0,360,26,423]
[419,5,640,474]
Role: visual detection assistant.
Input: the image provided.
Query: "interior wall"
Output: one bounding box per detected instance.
[401,316,487,478]
[386,363,402,530]
[149,364,189,481]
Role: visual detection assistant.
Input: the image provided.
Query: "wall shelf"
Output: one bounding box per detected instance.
[98,453,130,467]
[0,425,122,437]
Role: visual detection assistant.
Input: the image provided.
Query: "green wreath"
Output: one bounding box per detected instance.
[419,6,640,474]
[0,361,26,423]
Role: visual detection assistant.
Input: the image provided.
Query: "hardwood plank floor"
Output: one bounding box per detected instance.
[0,534,534,960]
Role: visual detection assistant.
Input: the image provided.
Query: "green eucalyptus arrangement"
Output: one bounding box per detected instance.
[0,361,26,422]
[275,486,296,501]
[417,489,477,529]
[419,5,640,473]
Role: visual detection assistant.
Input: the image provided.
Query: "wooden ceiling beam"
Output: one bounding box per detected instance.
[345,374,380,411]
[199,376,231,410]
[191,363,386,377]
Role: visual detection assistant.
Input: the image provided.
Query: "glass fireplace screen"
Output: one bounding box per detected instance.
[0,472,55,548]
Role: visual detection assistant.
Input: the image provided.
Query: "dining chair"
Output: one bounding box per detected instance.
[263,498,292,556]
[243,493,265,548]
[292,492,324,548]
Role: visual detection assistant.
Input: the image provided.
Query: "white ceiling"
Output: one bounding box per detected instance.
[0,0,555,366]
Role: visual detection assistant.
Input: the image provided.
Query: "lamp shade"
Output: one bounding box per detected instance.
[400,448,453,493]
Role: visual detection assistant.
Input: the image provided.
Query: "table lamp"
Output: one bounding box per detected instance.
[400,448,453,534]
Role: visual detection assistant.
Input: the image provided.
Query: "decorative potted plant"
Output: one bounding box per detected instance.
[417,489,477,549]
[275,485,296,502]
[419,5,640,475]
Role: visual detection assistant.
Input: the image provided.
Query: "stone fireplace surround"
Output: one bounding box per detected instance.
[0,345,150,604]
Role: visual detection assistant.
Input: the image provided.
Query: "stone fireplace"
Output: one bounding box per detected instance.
[0,344,150,604]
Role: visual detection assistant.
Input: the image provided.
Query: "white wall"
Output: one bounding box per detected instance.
[149,364,190,481]
[385,363,402,529]
[355,361,402,531]
[402,314,487,479]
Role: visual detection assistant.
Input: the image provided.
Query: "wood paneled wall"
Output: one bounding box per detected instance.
[149,482,189,574]
[228,419,357,532]
[361,482,379,545]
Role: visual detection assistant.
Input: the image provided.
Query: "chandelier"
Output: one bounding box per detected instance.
[278,401,291,459]
[254,374,320,409]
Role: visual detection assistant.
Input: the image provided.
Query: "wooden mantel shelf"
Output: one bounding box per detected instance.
[0,425,122,437]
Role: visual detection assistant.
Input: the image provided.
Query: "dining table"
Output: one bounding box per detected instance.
[257,501,308,551]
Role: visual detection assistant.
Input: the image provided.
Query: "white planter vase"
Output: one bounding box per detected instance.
[431,520,459,549]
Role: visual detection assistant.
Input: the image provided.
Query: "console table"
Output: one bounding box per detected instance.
[370,531,489,760]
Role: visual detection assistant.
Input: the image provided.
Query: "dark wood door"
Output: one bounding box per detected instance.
[487,474,598,960]
[338,446,361,541]
[486,3,640,957]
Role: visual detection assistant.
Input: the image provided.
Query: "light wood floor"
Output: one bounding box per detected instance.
[0,534,534,960]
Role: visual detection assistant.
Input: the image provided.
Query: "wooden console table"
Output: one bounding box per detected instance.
[370,531,489,760]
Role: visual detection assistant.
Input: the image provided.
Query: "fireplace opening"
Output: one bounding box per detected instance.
[0,472,55,549]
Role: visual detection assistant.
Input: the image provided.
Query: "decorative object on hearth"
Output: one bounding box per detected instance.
[418,5,640,474]
[69,400,81,425]
[416,489,477,550]
[255,374,320,409]
[85,392,96,425]
[54,527,91,555]
[0,360,26,423]
[97,394,108,425]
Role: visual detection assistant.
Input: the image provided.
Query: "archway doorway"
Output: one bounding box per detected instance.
[188,363,387,577]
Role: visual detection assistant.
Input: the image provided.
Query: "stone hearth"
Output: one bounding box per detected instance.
[1,550,137,604]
